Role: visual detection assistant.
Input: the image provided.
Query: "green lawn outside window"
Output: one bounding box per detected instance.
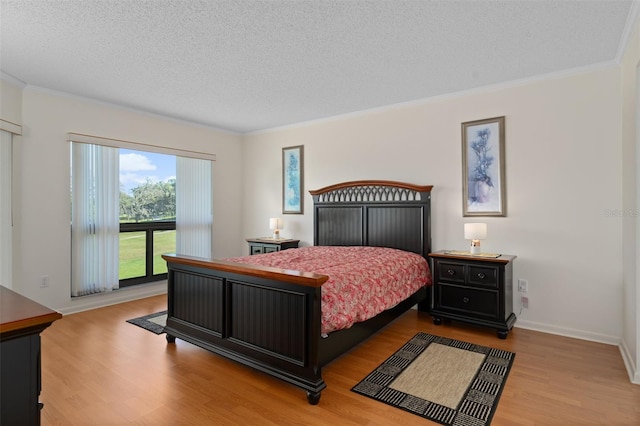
[119,230,176,280]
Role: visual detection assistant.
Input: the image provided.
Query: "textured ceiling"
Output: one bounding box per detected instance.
[0,0,636,134]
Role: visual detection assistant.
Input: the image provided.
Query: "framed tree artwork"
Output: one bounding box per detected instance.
[462,116,506,216]
[282,145,304,214]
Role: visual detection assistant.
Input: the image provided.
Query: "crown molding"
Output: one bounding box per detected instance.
[246,61,618,137]
[22,84,241,136]
[0,70,27,87]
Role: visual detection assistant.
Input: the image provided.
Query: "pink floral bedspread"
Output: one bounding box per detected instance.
[224,246,432,335]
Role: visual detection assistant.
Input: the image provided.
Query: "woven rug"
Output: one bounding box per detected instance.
[126,311,167,334]
[352,332,515,425]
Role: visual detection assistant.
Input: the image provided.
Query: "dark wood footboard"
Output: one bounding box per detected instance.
[162,253,330,404]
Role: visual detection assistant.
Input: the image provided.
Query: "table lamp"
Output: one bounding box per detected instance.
[464,223,487,255]
[269,218,283,239]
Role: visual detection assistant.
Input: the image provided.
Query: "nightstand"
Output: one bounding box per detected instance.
[246,238,299,255]
[429,250,517,339]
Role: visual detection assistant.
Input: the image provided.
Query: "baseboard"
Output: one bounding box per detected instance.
[514,319,620,346]
[417,308,621,345]
[515,319,640,385]
[59,281,167,315]
[619,339,640,385]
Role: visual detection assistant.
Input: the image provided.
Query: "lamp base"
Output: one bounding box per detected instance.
[272,230,280,240]
[470,240,481,255]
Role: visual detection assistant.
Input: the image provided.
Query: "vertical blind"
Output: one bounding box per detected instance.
[176,156,213,258]
[70,143,120,296]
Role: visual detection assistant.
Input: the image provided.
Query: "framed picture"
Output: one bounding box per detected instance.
[282,145,304,214]
[462,116,506,216]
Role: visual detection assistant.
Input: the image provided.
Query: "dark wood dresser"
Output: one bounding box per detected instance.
[246,238,299,255]
[429,251,516,339]
[1,286,62,425]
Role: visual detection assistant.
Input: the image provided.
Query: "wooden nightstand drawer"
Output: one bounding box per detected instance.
[467,265,498,288]
[437,262,466,283]
[246,238,300,255]
[438,284,499,319]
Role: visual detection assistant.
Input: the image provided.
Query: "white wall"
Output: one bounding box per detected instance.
[243,66,623,344]
[12,86,244,313]
[621,13,640,383]
[1,77,23,125]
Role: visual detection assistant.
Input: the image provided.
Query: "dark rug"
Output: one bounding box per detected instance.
[126,311,167,334]
[352,332,515,425]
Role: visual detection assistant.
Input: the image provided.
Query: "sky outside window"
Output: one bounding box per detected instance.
[120,149,176,195]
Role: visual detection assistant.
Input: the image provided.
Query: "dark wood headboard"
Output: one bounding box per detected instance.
[309,180,433,257]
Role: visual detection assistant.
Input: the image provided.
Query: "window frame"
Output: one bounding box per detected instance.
[119,220,176,287]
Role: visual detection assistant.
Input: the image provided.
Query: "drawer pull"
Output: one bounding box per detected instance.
[463,297,470,304]
[447,269,455,276]
[477,273,486,279]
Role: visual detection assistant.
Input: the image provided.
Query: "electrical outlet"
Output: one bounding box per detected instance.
[40,275,49,288]
[517,279,528,293]
[521,296,529,309]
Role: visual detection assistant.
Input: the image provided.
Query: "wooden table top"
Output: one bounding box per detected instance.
[429,250,517,263]
[246,237,300,243]
[0,286,62,336]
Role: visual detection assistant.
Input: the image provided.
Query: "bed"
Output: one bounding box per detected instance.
[161,180,433,404]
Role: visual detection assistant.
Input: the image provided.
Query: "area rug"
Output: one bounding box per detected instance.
[126,311,167,334]
[352,332,515,425]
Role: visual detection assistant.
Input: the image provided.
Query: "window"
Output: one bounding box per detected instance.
[69,133,214,296]
[118,149,176,287]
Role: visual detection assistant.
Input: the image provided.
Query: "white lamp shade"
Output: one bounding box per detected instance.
[269,218,283,230]
[464,223,487,240]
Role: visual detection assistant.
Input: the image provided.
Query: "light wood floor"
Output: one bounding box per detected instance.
[40,295,640,425]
